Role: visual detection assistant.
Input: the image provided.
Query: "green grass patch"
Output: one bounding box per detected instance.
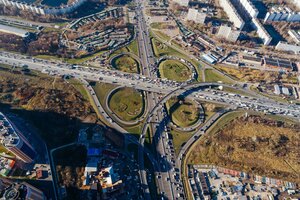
[159,59,192,82]
[204,69,234,84]
[167,97,200,128]
[126,39,139,56]
[92,82,117,107]
[109,87,144,122]
[111,55,140,73]
[170,128,193,156]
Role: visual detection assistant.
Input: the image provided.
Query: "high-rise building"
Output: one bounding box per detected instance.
[251,18,272,45]
[186,8,207,24]
[219,0,245,29]
[264,6,300,22]
[0,112,36,163]
[0,181,46,200]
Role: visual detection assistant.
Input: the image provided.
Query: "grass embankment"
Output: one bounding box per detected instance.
[109,88,144,122]
[204,69,234,84]
[159,59,192,82]
[35,50,107,65]
[187,112,300,183]
[170,129,193,156]
[111,55,140,73]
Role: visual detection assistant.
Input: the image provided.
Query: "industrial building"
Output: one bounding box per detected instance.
[263,57,294,72]
[0,181,46,200]
[219,0,245,29]
[186,8,206,24]
[251,18,272,45]
[275,41,300,54]
[264,6,300,22]
[0,0,87,15]
[217,25,240,42]
[0,112,36,163]
[288,29,300,44]
[0,24,29,38]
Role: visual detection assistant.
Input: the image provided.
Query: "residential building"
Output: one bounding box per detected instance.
[264,6,300,22]
[0,0,87,15]
[274,84,281,95]
[275,41,300,54]
[0,181,46,200]
[240,0,259,18]
[173,0,189,7]
[288,29,300,44]
[219,0,245,29]
[217,25,240,42]
[186,8,206,24]
[251,18,272,45]
[0,112,36,163]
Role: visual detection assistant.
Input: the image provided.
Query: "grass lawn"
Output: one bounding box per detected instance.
[204,69,234,84]
[167,98,200,128]
[126,39,139,56]
[35,50,107,65]
[111,55,140,73]
[159,59,192,82]
[170,128,193,156]
[109,88,144,122]
[92,82,117,107]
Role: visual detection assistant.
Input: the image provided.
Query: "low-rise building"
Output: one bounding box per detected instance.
[275,41,300,54]
[263,57,294,72]
[217,25,240,42]
[186,8,206,24]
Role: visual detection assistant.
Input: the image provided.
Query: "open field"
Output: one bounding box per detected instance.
[108,87,144,122]
[159,59,192,82]
[167,97,200,128]
[204,69,234,84]
[111,55,140,73]
[187,113,300,183]
[216,65,298,84]
[0,65,97,148]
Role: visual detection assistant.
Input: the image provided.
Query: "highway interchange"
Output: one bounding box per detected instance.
[0,2,300,199]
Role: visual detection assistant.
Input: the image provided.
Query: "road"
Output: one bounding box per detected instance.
[1,51,299,119]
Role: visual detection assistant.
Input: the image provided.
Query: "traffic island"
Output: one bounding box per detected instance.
[111,54,141,74]
[107,87,146,123]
